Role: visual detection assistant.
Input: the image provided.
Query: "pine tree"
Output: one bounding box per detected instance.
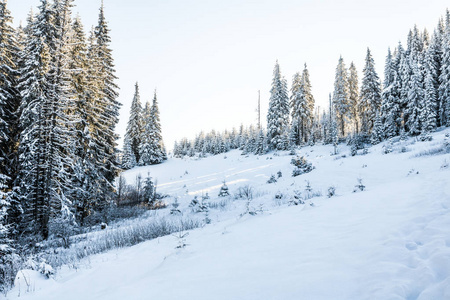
[371,112,383,144]
[398,43,411,128]
[421,33,440,132]
[139,91,166,165]
[16,0,78,239]
[348,62,359,134]
[359,48,382,135]
[88,3,121,208]
[440,10,450,126]
[139,100,153,165]
[406,57,424,135]
[254,129,267,155]
[290,72,307,145]
[267,61,290,150]
[124,82,143,164]
[302,64,315,143]
[121,135,136,170]
[381,48,401,138]
[149,91,166,162]
[333,56,350,137]
[0,0,21,238]
[68,15,100,226]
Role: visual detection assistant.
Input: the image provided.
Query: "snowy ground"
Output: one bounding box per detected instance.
[4,129,450,300]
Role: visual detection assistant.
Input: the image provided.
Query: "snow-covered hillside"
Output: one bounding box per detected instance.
[5,129,450,300]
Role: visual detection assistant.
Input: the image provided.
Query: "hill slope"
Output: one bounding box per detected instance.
[6,129,450,300]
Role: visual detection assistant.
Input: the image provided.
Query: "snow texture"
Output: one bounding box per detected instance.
[4,128,450,300]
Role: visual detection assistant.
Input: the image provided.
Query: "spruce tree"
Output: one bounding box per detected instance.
[371,112,383,144]
[16,0,77,238]
[290,72,307,145]
[359,48,382,135]
[302,64,315,143]
[139,91,166,165]
[406,57,424,135]
[149,91,166,162]
[124,82,143,164]
[267,61,290,150]
[381,48,401,138]
[398,43,411,128]
[421,33,440,133]
[89,3,121,208]
[68,15,100,225]
[439,10,450,126]
[332,56,350,137]
[0,0,21,237]
[121,136,136,170]
[348,62,359,134]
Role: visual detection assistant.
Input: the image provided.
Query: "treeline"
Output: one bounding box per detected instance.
[175,9,450,156]
[121,83,167,170]
[0,0,121,266]
[173,125,267,157]
[268,10,450,150]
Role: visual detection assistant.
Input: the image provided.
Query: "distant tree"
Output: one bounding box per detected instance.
[347,62,359,134]
[359,48,382,134]
[439,10,450,126]
[381,48,401,138]
[122,136,137,170]
[267,61,290,150]
[333,56,350,137]
[124,82,143,164]
[139,91,166,165]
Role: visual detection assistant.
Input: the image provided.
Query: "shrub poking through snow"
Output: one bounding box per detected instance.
[267,174,277,184]
[419,132,432,142]
[218,181,230,197]
[174,231,189,249]
[289,190,304,205]
[383,139,393,154]
[304,181,313,199]
[353,178,365,192]
[189,196,200,210]
[444,133,450,150]
[170,198,182,215]
[351,144,357,156]
[327,186,336,198]
[236,185,257,216]
[291,156,314,177]
[277,170,283,178]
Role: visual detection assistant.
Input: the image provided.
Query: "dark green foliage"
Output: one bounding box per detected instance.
[291,156,314,177]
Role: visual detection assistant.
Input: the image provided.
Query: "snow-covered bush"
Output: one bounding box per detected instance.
[0,253,21,295]
[419,132,433,142]
[353,178,365,192]
[327,186,336,198]
[267,174,277,184]
[235,185,254,200]
[350,144,357,156]
[173,232,189,249]
[48,216,77,249]
[303,181,322,200]
[383,139,393,154]
[291,156,314,177]
[218,181,230,197]
[289,190,304,205]
[189,195,208,213]
[208,199,230,210]
[444,133,450,150]
[170,198,182,215]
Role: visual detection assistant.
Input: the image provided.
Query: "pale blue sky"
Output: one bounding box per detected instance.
[8,0,450,150]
